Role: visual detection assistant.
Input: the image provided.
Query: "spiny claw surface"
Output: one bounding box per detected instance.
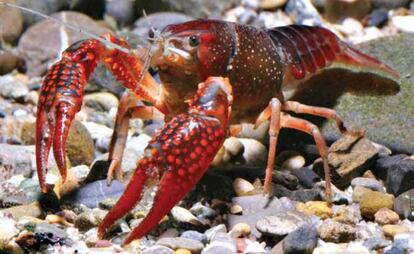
[98,77,233,245]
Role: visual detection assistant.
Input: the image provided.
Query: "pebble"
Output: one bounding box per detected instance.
[180,231,207,244]
[332,204,362,224]
[256,211,314,237]
[230,223,251,238]
[174,249,192,254]
[238,138,267,165]
[244,240,266,253]
[0,214,18,243]
[74,211,98,231]
[283,223,318,254]
[142,245,175,254]
[296,201,332,219]
[363,236,392,250]
[386,158,414,196]
[272,171,299,190]
[318,219,356,243]
[84,92,119,112]
[233,178,256,196]
[208,232,237,253]
[285,0,323,26]
[281,154,306,170]
[394,190,414,219]
[356,221,385,240]
[375,208,400,225]
[351,177,384,192]
[171,206,203,227]
[312,242,347,254]
[383,225,409,238]
[157,237,204,254]
[230,205,243,215]
[374,154,408,181]
[259,0,287,9]
[359,189,394,219]
[204,224,227,242]
[392,16,414,33]
[189,202,217,219]
[0,75,29,101]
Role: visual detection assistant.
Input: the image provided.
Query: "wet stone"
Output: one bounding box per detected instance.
[283,223,318,254]
[386,158,414,196]
[256,211,315,237]
[351,177,384,193]
[156,237,204,254]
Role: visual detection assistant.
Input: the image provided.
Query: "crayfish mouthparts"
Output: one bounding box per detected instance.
[98,77,233,245]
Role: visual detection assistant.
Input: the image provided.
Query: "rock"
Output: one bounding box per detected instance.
[363,236,392,250]
[162,0,239,18]
[230,205,243,215]
[283,224,318,254]
[385,246,404,254]
[105,0,136,26]
[244,240,266,253]
[345,242,370,254]
[312,242,348,254]
[356,221,385,240]
[372,0,411,9]
[296,201,332,219]
[318,219,356,243]
[319,33,414,154]
[34,222,68,239]
[256,211,315,237]
[208,232,237,253]
[290,167,320,188]
[375,208,400,225]
[20,120,94,167]
[285,0,323,26]
[258,0,287,9]
[233,178,256,196]
[325,0,372,22]
[0,75,29,101]
[332,204,361,224]
[180,231,207,245]
[189,202,217,219]
[16,0,67,27]
[61,180,125,208]
[313,135,378,188]
[368,8,388,27]
[0,144,37,177]
[0,50,26,75]
[289,189,321,202]
[74,211,98,231]
[383,225,409,238]
[352,186,372,203]
[142,245,175,254]
[238,138,267,165]
[281,154,306,170]
[84,92,119,112]
[394,190,414,219]
[230,223,251,238]
[1,201,42,219]
[272,171,299,190]
[175,249,192,254]
[351,177,384,192]
[0,214,18,243]
[386,158,414,196]
[156,237,204,254]
[359,189,394,219]
[18,11,110,76]
[171,206,203,227]
[0,0,23,43]
[204,224,227,242]
[374,154,408,181]
[0,182,29,207]
[314,181,352,204]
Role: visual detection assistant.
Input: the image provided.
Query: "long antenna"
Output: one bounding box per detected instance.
[0,1,131,54]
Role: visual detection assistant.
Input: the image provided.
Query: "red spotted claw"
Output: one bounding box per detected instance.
[98,77,233,245]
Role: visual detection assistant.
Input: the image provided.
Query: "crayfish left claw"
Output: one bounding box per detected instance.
[99,77,233,245]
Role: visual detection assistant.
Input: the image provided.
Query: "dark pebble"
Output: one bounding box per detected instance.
[180,230,207,244]
[283,224,318,254]
[290,167,321,189]
[368,8,388,27]
[374,154,408,180]
[385,246,404,254]
[386,158,414,196]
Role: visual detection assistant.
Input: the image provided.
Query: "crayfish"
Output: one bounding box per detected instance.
[31,18,399,244]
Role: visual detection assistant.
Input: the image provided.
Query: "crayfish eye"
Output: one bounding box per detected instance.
[188,35,200,47]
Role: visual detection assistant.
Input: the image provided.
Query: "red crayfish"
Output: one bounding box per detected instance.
[31,18,399,244]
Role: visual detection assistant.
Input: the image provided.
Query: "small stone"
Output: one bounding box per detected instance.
[171,206,203,227]
[374,154,408,181]
[325,0,372,22]
[233,178,256,196]
[244,240,266,253]
[359,189,394,219]
[209,232,237,253]
[1,201,42,219]
[375,208,400,225]
[392,16,414,34]
[285,0,323,26]
[156,237,204,254]
[74,211,98,231]
[189,202,217,219]
[230,223,251,238]
[386,158,414,196]
[283,224,318,254]
[0,75,28,101]
[45,214,73,227]
[296,201,332,219]
[383,225,409,238]
[290,167,320,189]
[174,249,191,254]
[0,214,18,243]
[313,135,378,188]
[142,245,175,254]
[356,221,384,240]
[385,246,404,254]
[259,0,287,9]
[204,224,227,241]
[372,0,410,9]
[351,177,384,192]
[312,242,347,254]
[256,211,314,237]
[272,171,299,190]
[394,190,414,219]
[180,231,207,244]
[281,155,306,170]
[223,137,244,157]
[289,189,321,203]
[318,219,356,243]
[230,205,243,215]
[332,204,362,224]
[368,8,389,27]
[352,186,372,203]
[363,236,392,250]
[84,92,119,112]
[238,138,267,165]
[345,242,370,254]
